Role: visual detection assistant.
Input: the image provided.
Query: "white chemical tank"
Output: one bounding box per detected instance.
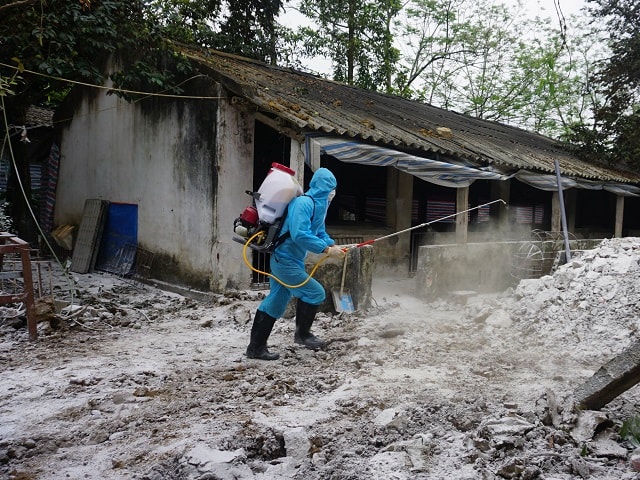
[255,163,303,223]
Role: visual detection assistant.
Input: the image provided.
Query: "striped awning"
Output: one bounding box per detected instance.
[515,171,640,196]
[514,171,578,190]
[602,184,640,196]
[307,136,640,195]
[307,136,509,188]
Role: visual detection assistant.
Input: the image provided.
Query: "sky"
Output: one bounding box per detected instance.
[277,0,590,76]
[531,0,587,19]
[278,0,589,32]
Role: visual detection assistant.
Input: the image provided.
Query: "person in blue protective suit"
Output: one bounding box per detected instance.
[246,167,345,360]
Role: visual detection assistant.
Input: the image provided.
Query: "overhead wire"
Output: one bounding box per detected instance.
[0,63,227,131]
[0,61,226,101]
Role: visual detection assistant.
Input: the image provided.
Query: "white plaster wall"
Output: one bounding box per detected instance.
[56,85,250,290]
[211,100,255,290]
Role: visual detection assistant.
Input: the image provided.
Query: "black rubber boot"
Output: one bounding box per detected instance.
[294,299,326,349]
[246,310,280,360]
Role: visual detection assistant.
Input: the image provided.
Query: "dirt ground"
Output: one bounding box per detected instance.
[1,237,640,480]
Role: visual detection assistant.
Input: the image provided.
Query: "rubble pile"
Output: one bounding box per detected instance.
[506,237,640,362]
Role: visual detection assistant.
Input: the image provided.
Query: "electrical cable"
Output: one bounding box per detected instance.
[0,62,226,101]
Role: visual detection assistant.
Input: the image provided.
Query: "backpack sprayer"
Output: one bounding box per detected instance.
[233,162,332,289]
[233,162,303,253]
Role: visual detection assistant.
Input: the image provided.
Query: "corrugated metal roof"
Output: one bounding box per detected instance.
[183,48,640,184]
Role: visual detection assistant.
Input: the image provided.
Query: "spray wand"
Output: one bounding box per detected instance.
[342,198,508,250]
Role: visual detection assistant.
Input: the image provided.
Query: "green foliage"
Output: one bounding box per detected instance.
[144,0,283,62]
[0,0,183,112]
[216,0,283,62]
[0,0,285,113]
[0,71,20,98]
[620,415,640,447]
[580,443,588,456]
[581,0,640,170]
[294,0,401,90]
[392,0,465,99]
[144,0,224,46]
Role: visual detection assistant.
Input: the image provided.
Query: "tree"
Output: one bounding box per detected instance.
[511,18,607,140]
[292,0,401,91]
[573,0,640,170]
[393,0,475,103]
[216,0,283,63]
[145,0,283,63]
[392,0,606,141]
[450,1,523,120]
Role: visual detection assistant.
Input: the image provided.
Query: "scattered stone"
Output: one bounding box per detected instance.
[283,427,310,462]
[377,328,405,338]
[374,408,402,427]
[186,444,245,466]
[87,431,109,445]
[480,415,535,450]
[484,309,512,328]
[449,291,476,305]
[591,431,628,458]
[3,237,640,480]
[570,410,612,444]
[629,447,640,471]
[569,457,590,478]
[34,296,56,323]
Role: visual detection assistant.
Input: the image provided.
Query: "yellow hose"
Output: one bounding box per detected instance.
[241,230,331,288]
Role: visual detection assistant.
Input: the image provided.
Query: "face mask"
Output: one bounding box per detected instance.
[328,190,336,202]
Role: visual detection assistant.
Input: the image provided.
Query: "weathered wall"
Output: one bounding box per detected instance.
[211,99,255,290]
[57,78,253,291]
[414,239,604,300]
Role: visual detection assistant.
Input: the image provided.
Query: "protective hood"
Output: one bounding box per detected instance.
[307,168,337,198]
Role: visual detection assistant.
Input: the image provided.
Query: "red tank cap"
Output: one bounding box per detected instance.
[271,162,296,176]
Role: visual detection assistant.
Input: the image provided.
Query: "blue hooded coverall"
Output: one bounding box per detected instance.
[258,167,337,319]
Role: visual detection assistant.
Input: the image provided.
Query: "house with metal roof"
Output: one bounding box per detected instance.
[53,48,640,292]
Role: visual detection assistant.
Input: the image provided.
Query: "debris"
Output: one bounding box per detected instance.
[573,339,640,411]
[2,238,640,479]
